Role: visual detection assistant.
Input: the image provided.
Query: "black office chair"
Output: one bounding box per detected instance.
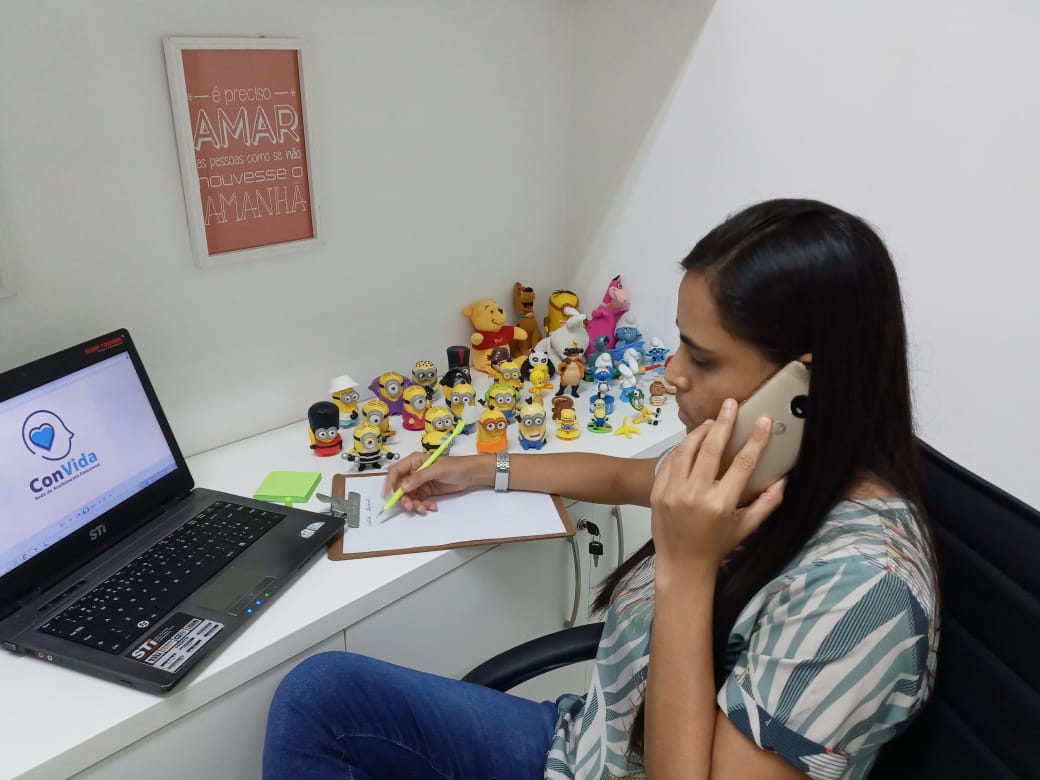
[462,441,1040,779]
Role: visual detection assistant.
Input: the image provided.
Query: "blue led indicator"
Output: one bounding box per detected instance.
[246,608,253,614]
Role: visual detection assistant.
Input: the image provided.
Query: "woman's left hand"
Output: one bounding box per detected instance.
[650,398,786,578]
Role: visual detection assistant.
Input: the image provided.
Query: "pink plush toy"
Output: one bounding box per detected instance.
[585,275,629,357]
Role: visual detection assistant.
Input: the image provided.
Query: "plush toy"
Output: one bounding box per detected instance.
[544,289,580,335]
[510,283,542,358]
[585,275,630,357]
[536,305,589,365]
[463,298,528,376]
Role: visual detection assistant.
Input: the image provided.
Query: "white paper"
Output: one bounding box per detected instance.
[339,475,568,556]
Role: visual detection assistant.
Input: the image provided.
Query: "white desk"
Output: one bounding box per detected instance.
[1,391,684,779]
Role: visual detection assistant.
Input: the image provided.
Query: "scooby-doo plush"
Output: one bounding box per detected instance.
[510,282,542,358]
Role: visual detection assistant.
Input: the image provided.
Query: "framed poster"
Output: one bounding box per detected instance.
[163,37,320,268]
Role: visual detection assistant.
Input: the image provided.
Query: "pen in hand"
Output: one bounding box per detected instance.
[377,415,468,521]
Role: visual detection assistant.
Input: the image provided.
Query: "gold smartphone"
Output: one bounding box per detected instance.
[720,360,810,504]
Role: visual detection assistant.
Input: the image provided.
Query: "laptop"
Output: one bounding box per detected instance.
[0,329,344,693]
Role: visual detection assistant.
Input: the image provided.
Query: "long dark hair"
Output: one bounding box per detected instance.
[594,198,925,759]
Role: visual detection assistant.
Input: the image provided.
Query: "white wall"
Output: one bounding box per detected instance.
[0,0,573,455]
[2,1,1036,508]
[568,0,1040,507]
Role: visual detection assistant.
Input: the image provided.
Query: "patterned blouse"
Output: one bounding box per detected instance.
[544,498,939,780]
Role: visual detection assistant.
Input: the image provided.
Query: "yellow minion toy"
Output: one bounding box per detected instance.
[362,398,395,441]
[516,398,547,451]
[476,408,509,453]
[401,385,429,432]
[421,406,457,452]
[341,423,400,472]
[484,382,520,423]
[447,381,477,433]
[328,374,360,428]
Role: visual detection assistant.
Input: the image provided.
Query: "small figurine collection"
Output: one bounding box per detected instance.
[308,277,675,468]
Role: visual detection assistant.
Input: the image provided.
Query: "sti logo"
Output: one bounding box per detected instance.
[22,410,74,461]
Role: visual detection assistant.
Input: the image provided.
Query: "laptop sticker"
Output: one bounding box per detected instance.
[126,613,224,673]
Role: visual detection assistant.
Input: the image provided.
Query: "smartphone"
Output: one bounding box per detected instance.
[720,360,810,505]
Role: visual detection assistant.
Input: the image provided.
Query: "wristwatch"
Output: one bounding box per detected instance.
[494,452,510,493]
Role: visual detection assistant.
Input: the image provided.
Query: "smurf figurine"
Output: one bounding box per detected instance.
[585,275,629,358]
[589,353,615,414]
[369,371,410,416]
[421,406,457,453]
[328,374,361,428]
[362,398,395,442]
[401,385,429,432]
[614,315,643,353]
[342,423,400,472]
[307,401,343,456]
[643,337,670,374]
[476,408,509,453]
[411,360,439,401]
[484,382,521,423]
[447,381,478,434]
[587,397,612,433]
[616,354,640,404]
[555,345,585,398]
[555,407,581,440]
[440,345,472,392]
[516,398,548,451]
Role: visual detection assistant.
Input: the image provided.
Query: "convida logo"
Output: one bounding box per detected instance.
[22,410,100,494]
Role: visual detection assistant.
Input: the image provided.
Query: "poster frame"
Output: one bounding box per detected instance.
[163,36,321,269]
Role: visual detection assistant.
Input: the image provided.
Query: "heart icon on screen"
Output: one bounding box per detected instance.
[29,424,55,451]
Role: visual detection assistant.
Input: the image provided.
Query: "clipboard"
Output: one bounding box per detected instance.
[326,472,575,561]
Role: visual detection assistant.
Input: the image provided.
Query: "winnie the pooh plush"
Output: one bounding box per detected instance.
[463,298,528,376]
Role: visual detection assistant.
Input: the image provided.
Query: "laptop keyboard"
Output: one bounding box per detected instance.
[38,501,284,655]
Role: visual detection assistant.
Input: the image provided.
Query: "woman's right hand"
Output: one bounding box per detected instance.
[382,453,491,515]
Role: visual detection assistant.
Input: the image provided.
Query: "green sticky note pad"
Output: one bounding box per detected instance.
[253,471,322,506]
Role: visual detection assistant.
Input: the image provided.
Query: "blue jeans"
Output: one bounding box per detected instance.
[263,652,561,780]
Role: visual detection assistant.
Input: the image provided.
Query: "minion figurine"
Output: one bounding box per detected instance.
[483,382,521,423]
[421,406,457,452]
[516,398,547,451]
[328,374,361,428]
[411,360,439,401]
[476,408,509,453]
[368,371,410,416]
[587,397,612,433]
[307,401,343,456]
[497,360,523,393]
[341,423,400,472]
[362,398,395,442]
[401,385,429,432]
[555,407,581,440]
[447,381,478,434]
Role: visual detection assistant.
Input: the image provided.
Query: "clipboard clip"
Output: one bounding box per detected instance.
[315,491,361,528]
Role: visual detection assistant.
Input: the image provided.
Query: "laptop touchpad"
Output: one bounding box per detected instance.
[192,566,272,614]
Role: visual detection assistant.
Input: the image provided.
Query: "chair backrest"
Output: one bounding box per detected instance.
[869,441,1040,779]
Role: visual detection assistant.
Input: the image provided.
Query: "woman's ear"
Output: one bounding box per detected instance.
[798,352,813,367]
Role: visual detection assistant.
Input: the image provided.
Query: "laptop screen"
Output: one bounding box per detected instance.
[0,351,178,579]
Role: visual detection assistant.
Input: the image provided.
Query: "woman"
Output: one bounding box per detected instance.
[263,199,939,780]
